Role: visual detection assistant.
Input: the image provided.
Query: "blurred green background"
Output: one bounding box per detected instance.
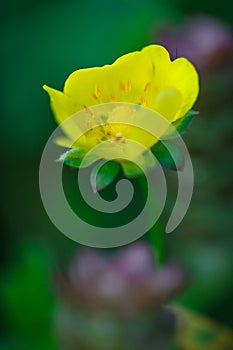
[1,0,233,348]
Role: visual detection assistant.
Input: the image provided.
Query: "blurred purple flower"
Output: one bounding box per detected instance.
[55,242,185,315]
[157,15,233,71]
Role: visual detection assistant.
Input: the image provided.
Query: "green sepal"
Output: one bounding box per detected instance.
[121,150,156,178]
[121,161,144,178]
[172,110,199,135]
[90,160,121,193]
[164,110,199,139]
[57,148,98,168]
[151,141,184,170]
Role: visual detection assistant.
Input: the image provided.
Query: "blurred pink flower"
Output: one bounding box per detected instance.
[55,242,185,315]
[157,15,233,71]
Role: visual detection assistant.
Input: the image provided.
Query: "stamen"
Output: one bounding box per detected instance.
[92,85,101,100]
[115,132,122,140]
[126,80,131,92]
[120,81,131,92]
[138,96,148,106]
[110,95,116,102]
[144,82,151,93]
[83,105,93,116]
[120,81,125,91]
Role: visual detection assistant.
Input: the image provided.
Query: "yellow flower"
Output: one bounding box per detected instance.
[43,45,199,159]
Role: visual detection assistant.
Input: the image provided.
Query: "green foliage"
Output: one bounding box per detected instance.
[149,110,199,170]
[161,110,199,141]
[121,150,156,178]
[58,148,97,168]
[121,161,144,178]
[151,141,184,170]
[0,244,57,350]
[90,161,121,192]
[172,110,199,136]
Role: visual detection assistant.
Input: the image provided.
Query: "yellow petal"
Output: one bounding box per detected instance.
[43,85,77,124]
[142,44,171,69]
[141,45,199,121]
[54,136,88,149]
[154,87,183,121]
[64,66,111,107]
[64,51,153,107]
[108,51,153,100]
[54,136,74,148]
[169,57,199,120]
[43,84,85,143]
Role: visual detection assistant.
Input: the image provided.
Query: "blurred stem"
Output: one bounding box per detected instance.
[148,220,165,265]
[137,176,165,265]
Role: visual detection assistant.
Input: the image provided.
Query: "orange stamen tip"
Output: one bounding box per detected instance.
[95,86,101,98]
[120,81,125,91]
[82,105,87,109]
[110,95,116,102]
[144,82,151,93]
[92,86,101,101]
[138,97,148,106]
[126,80,131,92]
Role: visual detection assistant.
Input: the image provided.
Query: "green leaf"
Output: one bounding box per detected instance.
[121,161,144,178]
[90,160,121,192]
[121,150,156,178]
[151,141,184,170]
[163,110,199,139]
[172,110,199,135]
[57,148,98,168]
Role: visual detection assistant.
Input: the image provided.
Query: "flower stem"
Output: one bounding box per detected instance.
[137,176,165,265]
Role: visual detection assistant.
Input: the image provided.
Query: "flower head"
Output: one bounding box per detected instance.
[55,243,185,348]
[55,242,185,314]
[43,45,199,184]
[44,45,198,145]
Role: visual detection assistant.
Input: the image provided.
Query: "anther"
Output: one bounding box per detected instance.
[126,80,131,92]
[92,86,101,100]
[138,96,148,106]
[115,132,122,140]
[120,81,125,91]
[110,95,116,102]
[144,82,151,93]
